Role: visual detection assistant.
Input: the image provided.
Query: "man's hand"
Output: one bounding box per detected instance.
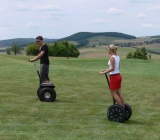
[29,59,35,62]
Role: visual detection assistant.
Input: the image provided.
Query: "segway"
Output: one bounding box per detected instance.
[33,62,56,102]
[104,73,132,123]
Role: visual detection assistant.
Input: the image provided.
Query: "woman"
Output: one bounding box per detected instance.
[99,44,125,107]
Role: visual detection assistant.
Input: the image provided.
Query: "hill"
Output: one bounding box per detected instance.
[58,32,136,41]
[0,38,56,48]
[0,32,136,48]
[0,32,160,49]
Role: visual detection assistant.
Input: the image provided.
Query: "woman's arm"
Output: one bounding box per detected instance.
[99,57,115,75]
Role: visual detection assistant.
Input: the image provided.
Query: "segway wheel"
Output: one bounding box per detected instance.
[124,103,132,121]
[107,104,126,123]
[38,87,56,102]
[37,87,41,100]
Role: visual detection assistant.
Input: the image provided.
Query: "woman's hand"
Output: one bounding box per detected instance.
[99,69,108,75]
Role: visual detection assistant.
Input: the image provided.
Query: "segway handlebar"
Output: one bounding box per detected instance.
[103,72,116,105]
[29,60,42,84]
[104,73,110,87]
[33,62,42,84]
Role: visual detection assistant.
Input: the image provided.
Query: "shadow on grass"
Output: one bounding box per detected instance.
[124,120,146,125]
[55,99,77,104]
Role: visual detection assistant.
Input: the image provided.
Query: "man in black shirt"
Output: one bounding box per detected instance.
[29,36,50,83]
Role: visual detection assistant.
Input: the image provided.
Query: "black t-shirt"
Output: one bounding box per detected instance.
[40,44,49,65]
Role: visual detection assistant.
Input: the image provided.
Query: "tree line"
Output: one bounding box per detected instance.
[6,41,80,58]
[115,39,160,47]
[25,41,80,58]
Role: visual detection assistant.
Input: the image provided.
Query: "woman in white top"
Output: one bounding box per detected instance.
[99,44,125,107]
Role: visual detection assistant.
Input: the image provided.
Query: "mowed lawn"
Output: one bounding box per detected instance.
[0,54,160,140]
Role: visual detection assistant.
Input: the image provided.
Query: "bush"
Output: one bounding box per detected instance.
[126,52,133,59]
[25,44,39,55]
[49,41,80,58]
[25,41,80,58]
[126,47,148,60]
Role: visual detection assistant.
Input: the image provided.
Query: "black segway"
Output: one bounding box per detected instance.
[33,62,56,102]
[104,73,132,123]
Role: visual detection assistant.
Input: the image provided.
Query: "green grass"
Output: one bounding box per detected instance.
[0,54,160,140]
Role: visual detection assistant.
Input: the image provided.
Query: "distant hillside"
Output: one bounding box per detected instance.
[58,32,136,41]
[3,32,160,48]
[0,38,56,48]
[150,35,160,38]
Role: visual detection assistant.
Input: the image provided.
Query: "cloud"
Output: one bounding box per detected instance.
[149,6,160,10]
[137,13,146,18]
[108,0,128,4]
[119,24,128,28]
[107,8,123,15]
[42,14,61,20]
[24,22,41,28]
[15,5,31,11]
[92,19,110,24]
[142,23,158,28]
[41,11,66,20]
[0,27,6,31]
[35,4,59,11]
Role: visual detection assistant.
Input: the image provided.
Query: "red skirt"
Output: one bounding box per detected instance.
[109,74,122,90]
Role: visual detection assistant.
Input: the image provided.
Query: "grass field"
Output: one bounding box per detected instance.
[0,50,160,140]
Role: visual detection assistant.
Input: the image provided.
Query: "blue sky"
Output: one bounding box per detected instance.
[0,0,160,40]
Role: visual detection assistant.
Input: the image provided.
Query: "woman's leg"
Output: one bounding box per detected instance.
[111,90,123,106]
[117,88,125,107]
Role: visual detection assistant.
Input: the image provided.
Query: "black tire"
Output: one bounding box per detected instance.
[37,87,41,100]
[124,103,132,121]
[38,87,56,102]
[107,104,126,123]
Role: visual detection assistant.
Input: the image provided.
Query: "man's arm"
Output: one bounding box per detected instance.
[29,51,45,62]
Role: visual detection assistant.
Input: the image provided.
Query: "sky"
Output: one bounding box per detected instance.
[0,0,160,40]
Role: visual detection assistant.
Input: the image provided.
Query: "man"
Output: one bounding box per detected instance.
[29,36,50,84]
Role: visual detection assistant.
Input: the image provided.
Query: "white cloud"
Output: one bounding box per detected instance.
[0,0,160,39]
[15,5,31,11]
[119,24,128,27]
[24,22,41,28]
[107,8,123,15]
[42,14,61,20]
[92,19,110,24]
[35,4,59,11]
[149,6,160,10]
[0,27,6,31]
[137,13,146,18]
[108,0,128,4]
[142,23,158,28]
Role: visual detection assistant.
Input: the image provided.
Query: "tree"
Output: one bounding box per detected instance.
[141,47,148,60]
[26,41,80,58]
[126,52,133,59]
[133,48,143,59]
[48,41,80,58]
[25,44,39,55]
[11,43,20,55]
[6,48,11,55]
[126,47,148,60]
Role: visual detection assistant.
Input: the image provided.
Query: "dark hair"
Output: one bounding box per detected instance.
[36,36,43,40]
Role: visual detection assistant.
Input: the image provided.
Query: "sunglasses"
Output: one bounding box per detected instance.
[36,40,40,43]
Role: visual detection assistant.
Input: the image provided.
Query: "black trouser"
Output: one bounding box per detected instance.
[40,64,50,82]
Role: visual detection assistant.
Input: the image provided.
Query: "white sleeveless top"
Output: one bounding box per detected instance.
[108,55,120,75]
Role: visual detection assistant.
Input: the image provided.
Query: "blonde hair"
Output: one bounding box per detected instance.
[108,44,117,53]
